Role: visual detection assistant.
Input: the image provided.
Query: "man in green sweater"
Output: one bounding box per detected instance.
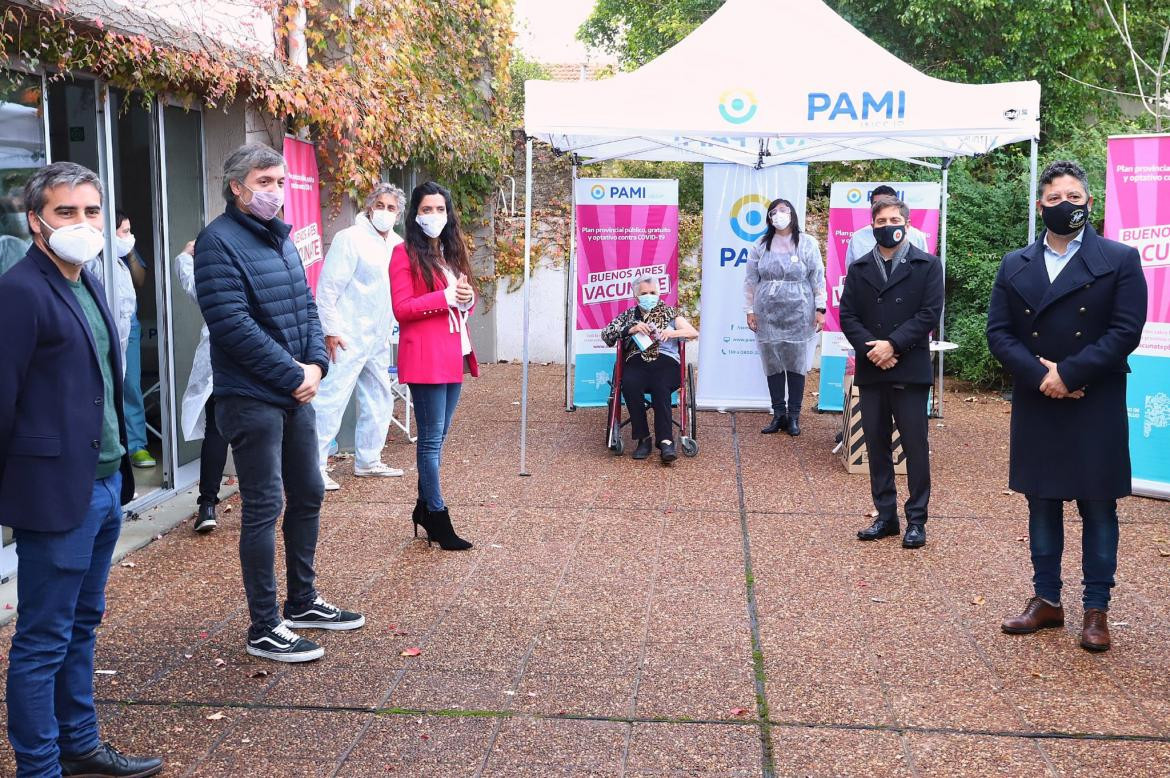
[0,162,163,777]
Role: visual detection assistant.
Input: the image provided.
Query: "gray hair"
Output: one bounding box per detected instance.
[363,182,406,212]
[24,162,103,215]
[633,274,660,294]
[871,197,910,223]
[1039,159,1091,197]
[222,143,285,204]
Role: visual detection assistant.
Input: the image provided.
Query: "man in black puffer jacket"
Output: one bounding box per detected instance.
[195,143,365,663]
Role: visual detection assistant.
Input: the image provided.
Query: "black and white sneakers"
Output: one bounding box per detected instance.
[283,596,366,630]
[246,622,325,663]
[248,597,365,663]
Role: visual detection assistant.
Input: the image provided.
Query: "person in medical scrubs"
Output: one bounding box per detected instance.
[744,197,826,437]
[314,182,406,491]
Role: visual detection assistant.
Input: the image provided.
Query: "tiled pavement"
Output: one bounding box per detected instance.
[1,364,1169,776]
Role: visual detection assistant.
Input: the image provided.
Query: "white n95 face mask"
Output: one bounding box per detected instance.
[39,216,105,266]
[370,209,397,233]
[415,213,447,239]
[114,234,136,257]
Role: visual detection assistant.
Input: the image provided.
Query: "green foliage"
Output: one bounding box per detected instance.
[577,0,725,69]
[507,50,549,122]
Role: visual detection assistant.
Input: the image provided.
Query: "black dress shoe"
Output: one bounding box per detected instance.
[60,742,163,777]
[902,523,926,548]
[762,414,788,434]
[857,516,900,541]
[632,436,653,460]
[194,501,217,533]
[786,416,801,436]
[659,440,678,463]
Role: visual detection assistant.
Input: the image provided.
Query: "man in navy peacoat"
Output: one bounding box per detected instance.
[0,162,162,777]
[840,197,945,551]
[988,159,1147,653]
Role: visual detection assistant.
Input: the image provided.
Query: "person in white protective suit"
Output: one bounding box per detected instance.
[314,182,407,491]
[176,239,231,533]
[83,210,136,376]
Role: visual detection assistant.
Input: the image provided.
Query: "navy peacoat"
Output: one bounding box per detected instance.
[839,244,945,386]
[986,225,1147,500]
[0,245,135,532]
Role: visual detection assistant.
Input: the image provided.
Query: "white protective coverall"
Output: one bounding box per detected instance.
[313,212,401,471]
[175,251,214,441]
[85,251,136,376]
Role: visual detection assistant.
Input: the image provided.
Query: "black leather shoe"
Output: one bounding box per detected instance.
[632,436,653,460]
[786,416,801,436]
[762,414,788,434]
[857,516,900,541]
[194,501,217,533]
[902,523,926,549]
[60,742,163,777]
[659,440,678,463]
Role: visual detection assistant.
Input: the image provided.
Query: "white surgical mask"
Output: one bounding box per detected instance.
[370,209,397,233]
[38,216,105,266]
[114,233,136,258]
[242,183,284,221]
[415,212,447,239]
[770,211,791,230]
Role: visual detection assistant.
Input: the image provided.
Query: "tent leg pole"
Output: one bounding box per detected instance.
[520,139,533,476]
[1028,138,1039,244]
[936,159,951,419]
[564,165,577,411]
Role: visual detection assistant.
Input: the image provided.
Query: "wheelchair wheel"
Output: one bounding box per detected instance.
[681,436,698,457]
[686,364,698,441]
[609,419,624,455]
[606,388,624,455]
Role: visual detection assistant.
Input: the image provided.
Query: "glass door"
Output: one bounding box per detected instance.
[158,103,206,486]
[0,68,47,580]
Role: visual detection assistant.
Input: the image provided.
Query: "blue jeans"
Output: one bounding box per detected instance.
[7,473,123,778]
[213,396,322,635]
[408,383,462,511]
[1028,496,1119,611]
[123,316,146,452]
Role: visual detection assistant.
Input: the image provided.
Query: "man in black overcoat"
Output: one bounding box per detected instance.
[987,159,1147,653]
[840,198,945,550]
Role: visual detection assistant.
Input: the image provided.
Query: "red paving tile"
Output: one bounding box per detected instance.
[1,365,1167,776]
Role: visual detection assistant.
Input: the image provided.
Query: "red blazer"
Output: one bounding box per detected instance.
[390,243,479,384]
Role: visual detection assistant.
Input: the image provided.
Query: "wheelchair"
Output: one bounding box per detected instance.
[605,340,698,457]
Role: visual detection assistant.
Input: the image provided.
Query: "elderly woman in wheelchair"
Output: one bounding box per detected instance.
[600,275,699,463]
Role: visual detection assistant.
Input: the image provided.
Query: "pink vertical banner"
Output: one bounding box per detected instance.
[282,136,324,291]
[824,182,940,331]
[572,178,679,406]
[1105,134,1170,498]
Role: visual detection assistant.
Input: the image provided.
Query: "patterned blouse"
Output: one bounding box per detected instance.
[601,302,681,362]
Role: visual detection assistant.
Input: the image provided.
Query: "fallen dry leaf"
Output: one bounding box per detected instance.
[206,712,226,721]
[1001,490,1015,496]
[400,647,422,657]
[212,658,226,668]
[250,669,270,678]
[972,595,986,606]
[1030,671,1054,680]
[120,561,136,568]
[1159,550,1170,558]
[870,597,889,604]
[1016,536,1027,542]
[729,706,750,716]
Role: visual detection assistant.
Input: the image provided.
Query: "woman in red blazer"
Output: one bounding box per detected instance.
[390,181,478,550]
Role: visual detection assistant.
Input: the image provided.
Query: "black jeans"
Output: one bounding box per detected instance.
[214,395,323,635]
[620,356,679,444]
[858,382,930,525]
[199,396,230,506]
[766,371,805,417]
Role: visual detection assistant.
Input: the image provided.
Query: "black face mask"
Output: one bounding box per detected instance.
[873,224,906,249]
[1041,200,1089,236]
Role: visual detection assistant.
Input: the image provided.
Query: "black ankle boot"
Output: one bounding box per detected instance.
[632,436,653,459]
[411,499,426,538]
[762,413,788,434]
[418,507,473,550]
[786,415,801,436]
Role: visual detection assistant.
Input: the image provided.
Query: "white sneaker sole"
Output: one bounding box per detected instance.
[353,469,404,478]
[194,520,217,533]
[283,614,366,631]
[323,480,340,492]
[245,644,324,662]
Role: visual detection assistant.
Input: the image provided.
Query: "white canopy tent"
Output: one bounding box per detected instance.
[517,0,1042,473]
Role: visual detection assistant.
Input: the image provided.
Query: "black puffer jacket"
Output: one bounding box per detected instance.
[194,202,329,408]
